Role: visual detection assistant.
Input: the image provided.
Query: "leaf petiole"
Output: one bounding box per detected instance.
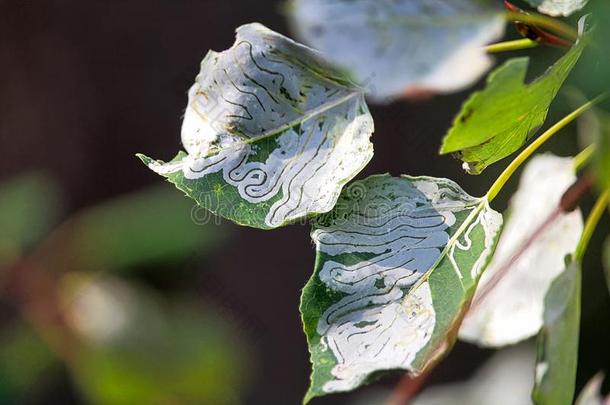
[574,190,609,260]
[485,38,538,53]
[573,144,596,172]
[504,10,578,40]
[486,93,608,202]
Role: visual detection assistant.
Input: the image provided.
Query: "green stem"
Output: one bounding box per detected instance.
[505,11,578,40]
[486,94,607,202]
[485,38,538,53]
[575,190,609,260]
[573,144,596,172]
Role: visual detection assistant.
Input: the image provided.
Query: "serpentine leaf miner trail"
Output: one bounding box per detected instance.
[138,23,374,229]
[301,174,502,401]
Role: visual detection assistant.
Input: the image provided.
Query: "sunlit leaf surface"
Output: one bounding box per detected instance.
[139,23,374,229]
[287,0,505,102]
[460,154,583,347]
[301,174,502,401]
[524,0,589,16]
[532,255,581,405]
[440,23,586,174]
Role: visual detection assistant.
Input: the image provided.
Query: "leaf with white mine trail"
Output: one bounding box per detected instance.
[301,174,502,402]
[524,0,590,17]
[440,19,587,174]
[138,23,374,229]
[287,0,505,102]
[460,154,583,347]
[532,255,581,405]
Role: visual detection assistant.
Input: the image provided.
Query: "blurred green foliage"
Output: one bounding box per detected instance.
[0,174,251,404]
[0,322,56,403]
[63,277,251,405]
[574,1,610,99]
[0,173,62,264]
[38,185,227,274]
[604,237,610,291]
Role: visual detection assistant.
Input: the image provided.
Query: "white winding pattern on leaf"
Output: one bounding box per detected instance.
[288,0,505,101]
[311,176,501,393]
[146,23,374,228]
[459,154,584,347]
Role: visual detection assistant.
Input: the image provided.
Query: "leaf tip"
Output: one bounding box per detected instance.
[135,153,153,165]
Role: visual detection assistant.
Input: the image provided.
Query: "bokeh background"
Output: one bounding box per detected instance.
[1,1,608,404]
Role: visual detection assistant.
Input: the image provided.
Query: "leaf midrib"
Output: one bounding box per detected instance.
[190,90,363,160]
[402,199,488,300]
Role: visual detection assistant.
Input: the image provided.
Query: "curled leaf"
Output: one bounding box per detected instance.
[301,174,502,401]
[460,154,583,347]
[287,0,505,102]
[139,23,374,229]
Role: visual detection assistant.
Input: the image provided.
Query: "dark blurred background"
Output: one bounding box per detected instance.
[0,1,608,404]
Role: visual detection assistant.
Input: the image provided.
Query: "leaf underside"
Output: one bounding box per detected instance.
[532,255,581,405]
[459,154,583,347]
[138,23,374,229]
[524,0,589,17]
[440,28,586,174]
[301,174,502,402]
[287,0,505,102]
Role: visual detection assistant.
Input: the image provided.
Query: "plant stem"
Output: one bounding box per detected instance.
[574,190,609,260]
[486,94,607,202]
[387,369,432,405]
[485,38,538,53]
[573,144,596,172]
[505,11,578,40]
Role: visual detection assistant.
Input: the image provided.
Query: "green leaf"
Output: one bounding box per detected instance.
[523,0,589,16]
[139,23,374,230]
[0,173,62,263]
[287,0,505,102]
[440,23,587,174]
[460,154,583,347]
[532,255,581,405]
[301,174,502,401]
[38,186,225,273]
